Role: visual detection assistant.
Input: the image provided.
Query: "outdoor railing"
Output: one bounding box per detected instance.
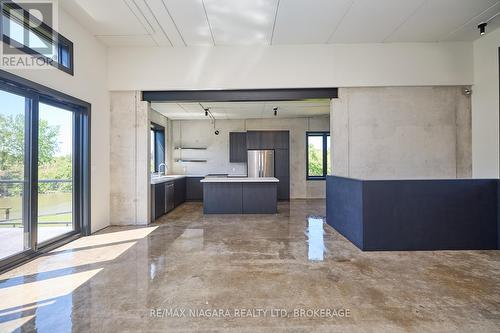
[0,179,72,227]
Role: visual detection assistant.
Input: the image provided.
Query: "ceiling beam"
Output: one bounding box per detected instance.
[143,88,338,102]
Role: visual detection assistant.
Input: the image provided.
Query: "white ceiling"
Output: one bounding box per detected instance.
[62,0,500,46]
[151,100,331,119]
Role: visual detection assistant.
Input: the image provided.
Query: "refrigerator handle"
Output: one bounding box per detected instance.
[259,153,263,177]
[259,152,262,178]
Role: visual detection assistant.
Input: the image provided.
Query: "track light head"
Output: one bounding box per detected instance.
[273,107,278,117]
[478,22,487,35]
[204,108,209,116]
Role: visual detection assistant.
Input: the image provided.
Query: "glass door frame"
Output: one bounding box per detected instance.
[0,70,90,272]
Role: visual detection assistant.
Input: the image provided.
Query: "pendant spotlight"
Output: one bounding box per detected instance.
[478,12,500,36]
[478,22,487,36]
[199,103,219,135]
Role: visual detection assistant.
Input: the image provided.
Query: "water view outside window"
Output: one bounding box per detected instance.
[0,90,28,260]
[37,103,73,243]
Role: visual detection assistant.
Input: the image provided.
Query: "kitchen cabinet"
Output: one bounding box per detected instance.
[245,131,261,150]
[186,177,203,201]
[165,182,175,213]
[277,177,290,200]
[153,182,166,220]
[153,180,175,220]
[274,131,289,149]
[275,149,289,177]
[152,177,188,221]
[245,130,290,200]
[229,132,247,162]
[246,130,289,150]
[174,177,186,207]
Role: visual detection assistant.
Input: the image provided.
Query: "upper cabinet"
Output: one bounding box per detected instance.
[246,131,289,150]
[274,131,289,149]
[229,132,247,162]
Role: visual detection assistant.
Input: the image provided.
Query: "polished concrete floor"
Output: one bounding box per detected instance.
[0,200,499,332]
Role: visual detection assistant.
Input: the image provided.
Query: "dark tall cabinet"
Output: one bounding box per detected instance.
[246,130,290,200]
[229,132,247,162]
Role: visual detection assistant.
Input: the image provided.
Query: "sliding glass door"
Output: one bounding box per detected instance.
[0,72,90,271]
[37,102,75,244]
[0,89,29,260]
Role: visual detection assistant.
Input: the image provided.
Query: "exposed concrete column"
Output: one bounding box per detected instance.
[110,91,150,225]
[330,94,350,177]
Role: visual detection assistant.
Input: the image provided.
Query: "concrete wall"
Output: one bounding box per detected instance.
[331,87,472,180]
[472,27,500,178]
[4,6,110,233]
[107,42,472,90]
[171,116,330,198]
[110,91,149,225]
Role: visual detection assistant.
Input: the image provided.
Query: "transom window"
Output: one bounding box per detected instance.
[1,1,74,75]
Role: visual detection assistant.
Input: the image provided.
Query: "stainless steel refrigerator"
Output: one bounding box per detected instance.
[247,150,275,177]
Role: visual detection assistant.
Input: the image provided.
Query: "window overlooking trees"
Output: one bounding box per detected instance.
[0,70,90,270]
[306,132,331,180]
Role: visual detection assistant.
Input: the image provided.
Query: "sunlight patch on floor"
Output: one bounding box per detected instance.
[0,268,102,312]
[0,315,35,332]
[55,226,158,252]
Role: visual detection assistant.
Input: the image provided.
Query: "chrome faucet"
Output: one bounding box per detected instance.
[158,163,167,175]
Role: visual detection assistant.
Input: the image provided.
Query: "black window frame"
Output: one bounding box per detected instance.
[1,1,74,75]
[150,123,165,173]
[0,69,90,273]
[306,131,330,181]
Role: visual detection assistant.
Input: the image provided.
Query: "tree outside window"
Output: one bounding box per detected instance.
[306,132,331,180]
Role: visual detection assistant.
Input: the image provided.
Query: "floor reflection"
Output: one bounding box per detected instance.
[306,216,325,261]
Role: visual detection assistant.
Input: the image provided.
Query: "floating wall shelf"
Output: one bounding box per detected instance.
[174,147,207,150]
[175,159,207,163]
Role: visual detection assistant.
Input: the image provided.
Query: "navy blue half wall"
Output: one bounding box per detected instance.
[326,176,499,251]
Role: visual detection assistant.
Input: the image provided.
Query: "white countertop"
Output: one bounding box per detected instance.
[200,177,279,183]
[150,175,186,184]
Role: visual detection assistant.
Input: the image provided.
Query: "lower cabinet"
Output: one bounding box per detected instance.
[174,177,186,206]
[186,177,203,201]
[152,177,187,221]
[277,177,290,200]
[154,183,166,220]
[165,182,175,213]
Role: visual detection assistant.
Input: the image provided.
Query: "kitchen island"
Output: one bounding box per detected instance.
[200,177,279,214]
